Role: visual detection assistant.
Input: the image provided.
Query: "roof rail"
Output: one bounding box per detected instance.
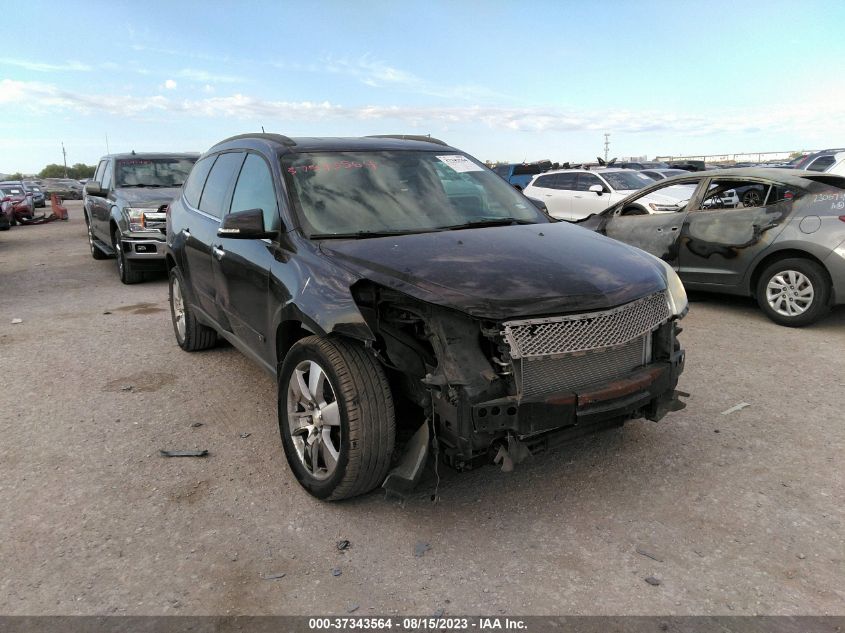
[213,132,297,147]
[366,134,449,147]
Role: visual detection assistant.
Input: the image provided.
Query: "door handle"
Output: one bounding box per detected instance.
[212,245,225,260]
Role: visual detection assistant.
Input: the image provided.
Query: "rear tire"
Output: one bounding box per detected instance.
[742,188,764,207]
[755,258,830,327]
[279,336,395,500]
[113,227,144,284]
[168,267,218,351]
[87,216,108,260]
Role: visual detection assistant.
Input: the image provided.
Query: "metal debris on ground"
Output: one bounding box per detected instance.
[191,422,203,428]
[414,542,431,557]
[11,318,22,324]
[239,432,251,438]
[635,546,664,562]
[433,608,445,617]
[336,540,351,551]
[159,449,209,458]
[103,311,112,315]
[332,567,342,577]
[721,402,751,415]
[120,385,133,392]
[262,572,286,580]
[644,576,662,586]
[347,604,359,613]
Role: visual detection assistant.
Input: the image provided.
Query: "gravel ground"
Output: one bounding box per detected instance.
[1,203,843,616]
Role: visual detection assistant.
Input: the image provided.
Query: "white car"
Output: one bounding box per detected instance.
[523,168,687,220]
[825,151,845,176]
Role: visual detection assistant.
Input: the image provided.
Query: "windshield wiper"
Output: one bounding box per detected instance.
[311,229,428,239]
[441,217,536,230]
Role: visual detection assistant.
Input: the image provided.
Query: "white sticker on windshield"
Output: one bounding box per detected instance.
[436,155,484,173]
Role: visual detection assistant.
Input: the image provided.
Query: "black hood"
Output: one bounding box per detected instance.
[319,222,667,320]
[114,186,181,206]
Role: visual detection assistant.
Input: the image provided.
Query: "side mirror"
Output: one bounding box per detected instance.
[217,208,278,239]
[526,196,548,212]
[588,184,604,195]
[84,182,103,196]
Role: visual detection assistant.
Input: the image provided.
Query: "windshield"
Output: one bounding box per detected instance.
[282,151,547,237]
[602,170,655,191]
[115,157,197,188]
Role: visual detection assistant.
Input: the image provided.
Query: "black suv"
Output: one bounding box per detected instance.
[84,152,198,283]
[166,133,688,500]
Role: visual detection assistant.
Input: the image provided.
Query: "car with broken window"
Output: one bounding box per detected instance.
[573,168,845,326]
[165,133,688,501]
[83,152,199,283]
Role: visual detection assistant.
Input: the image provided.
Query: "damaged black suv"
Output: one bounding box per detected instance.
[166,133,688,500]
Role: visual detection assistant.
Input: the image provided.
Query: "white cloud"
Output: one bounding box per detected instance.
[163,79,178,90]
[0,57,92,72]
[3,79,845,141]
[203,84,215,93]
[177,68,240,84]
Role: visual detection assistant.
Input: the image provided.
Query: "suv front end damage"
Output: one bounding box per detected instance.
[353,282,686,487]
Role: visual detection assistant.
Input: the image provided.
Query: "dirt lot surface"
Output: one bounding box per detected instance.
[1,203,844,616]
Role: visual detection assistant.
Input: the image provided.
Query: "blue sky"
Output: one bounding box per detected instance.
[2,0,844,173]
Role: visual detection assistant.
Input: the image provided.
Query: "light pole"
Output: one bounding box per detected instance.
[62,142,68,178]
[604,133,610,162]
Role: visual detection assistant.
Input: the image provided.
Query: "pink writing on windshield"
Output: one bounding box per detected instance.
[287,160,377,176]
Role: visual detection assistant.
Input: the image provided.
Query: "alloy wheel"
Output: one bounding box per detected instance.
[171,276,186,341]
[286,360,341,480]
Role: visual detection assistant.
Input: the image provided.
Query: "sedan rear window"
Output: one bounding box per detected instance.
[116,157,197,188]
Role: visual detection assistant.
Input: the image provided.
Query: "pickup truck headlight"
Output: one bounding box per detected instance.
[124,207,160,232]
[655,258,688,318]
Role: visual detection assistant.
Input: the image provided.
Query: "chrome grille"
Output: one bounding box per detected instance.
[517,334,650,398]
[502,292,670,360]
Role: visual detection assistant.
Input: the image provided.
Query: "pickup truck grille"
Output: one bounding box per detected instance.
[502,292,670,398]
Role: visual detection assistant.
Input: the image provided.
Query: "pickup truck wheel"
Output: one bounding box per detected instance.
[113,228,144,284]
[279,336,396,500]
[168,268,217,351]
[756,258,830,327]
[87,218,108,260]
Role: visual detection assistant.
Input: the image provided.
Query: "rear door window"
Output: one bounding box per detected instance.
[554,173,577,190]
[532,174,556,189]
[230,153,279,231]
[807,155,835,172]
[183,155,216,209]
[198,152,245,219]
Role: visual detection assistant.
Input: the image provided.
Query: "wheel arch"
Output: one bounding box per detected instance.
[748,248,832,300]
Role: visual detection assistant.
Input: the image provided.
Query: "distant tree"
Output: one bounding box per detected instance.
[39,164,67,178]
[789,151,806,160]
[38,163,96,179]
[7,172,23,181]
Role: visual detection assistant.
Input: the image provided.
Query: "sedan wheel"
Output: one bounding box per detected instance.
[765,270,813,317]
[756,258,830,327]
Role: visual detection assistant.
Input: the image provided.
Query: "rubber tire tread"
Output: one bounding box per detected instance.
[114,228,144,284]
[755,257,831,327]
[169,268,218,351]
[280,335,395,500]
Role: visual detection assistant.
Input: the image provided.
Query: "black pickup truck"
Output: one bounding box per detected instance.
[83,152,198,283]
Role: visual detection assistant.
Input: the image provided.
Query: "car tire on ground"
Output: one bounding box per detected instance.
[87,216,108,260]
[168,267,218,351]
[742,189,764,207]
[113,227,144,284]
[756,258,830,327]
[278,335,396,501]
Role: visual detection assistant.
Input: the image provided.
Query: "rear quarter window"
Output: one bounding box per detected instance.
[183,155,216,209]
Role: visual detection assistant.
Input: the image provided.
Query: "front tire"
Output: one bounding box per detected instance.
[168,267,218,351]
[113,227,144,284]
[742,188,764,207]
[756,258,830,327]
[279,336,395,500]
